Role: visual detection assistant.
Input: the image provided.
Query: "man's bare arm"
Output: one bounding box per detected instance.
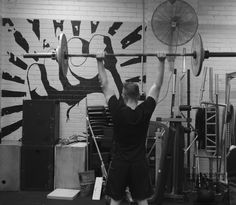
[96,54,115,103]
[147,53,166,102]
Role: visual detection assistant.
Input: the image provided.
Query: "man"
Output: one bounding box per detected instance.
[96,53,166,205]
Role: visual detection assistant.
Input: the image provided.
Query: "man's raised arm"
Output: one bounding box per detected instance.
[147,53,166,102]
[96,53,115,103]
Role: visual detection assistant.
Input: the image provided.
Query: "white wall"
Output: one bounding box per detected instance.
[1,0,149,141]
[1,0,236,105]
[1,0,145,22]
[1,0,236,168]
[0,0,236,185]
[0,0,3,141]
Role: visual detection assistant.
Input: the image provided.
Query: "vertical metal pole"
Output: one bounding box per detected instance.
[179,48,186,109]
[209,67,214,102]
[185,46,190,169]
[182,48,186,74]
[141,0,145,95]
[85,96,89,171]
[171,69,177,117]
[215,74,220,183]
[187,68,191,169]
[199,67,208,105]
[222,74,231,180]
[220,74,231,181]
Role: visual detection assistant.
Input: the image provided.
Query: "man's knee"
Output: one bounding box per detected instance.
[136,199,148,205]
[110,197,122,205]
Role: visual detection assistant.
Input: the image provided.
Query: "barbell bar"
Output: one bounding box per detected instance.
[66,53,195,57]
[23,33,236,77]
[24,52,194,58]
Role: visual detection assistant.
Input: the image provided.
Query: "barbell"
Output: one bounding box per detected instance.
[23,33,236,77]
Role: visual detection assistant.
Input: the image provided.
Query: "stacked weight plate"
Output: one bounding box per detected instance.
[87,106,113,176]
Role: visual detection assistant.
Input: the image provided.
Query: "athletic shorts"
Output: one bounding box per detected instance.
[105,158,154,201]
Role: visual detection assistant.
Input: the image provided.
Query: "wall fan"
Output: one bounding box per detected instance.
[151,0,198,47]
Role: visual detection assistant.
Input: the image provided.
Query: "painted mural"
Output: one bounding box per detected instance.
[1,18,146,140]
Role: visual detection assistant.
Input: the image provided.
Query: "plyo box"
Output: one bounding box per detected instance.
[54,142,87,189]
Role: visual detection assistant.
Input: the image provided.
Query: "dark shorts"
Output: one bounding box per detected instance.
[228,177,236,205]
[105,158,154,201]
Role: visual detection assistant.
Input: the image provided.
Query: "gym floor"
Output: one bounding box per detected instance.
[0,191,227,205]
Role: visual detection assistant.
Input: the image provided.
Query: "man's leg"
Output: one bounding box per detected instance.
[137,199,148,205]
[110,197,121,205]
[228,177,236,205]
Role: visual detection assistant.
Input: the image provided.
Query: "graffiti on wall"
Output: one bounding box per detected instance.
[1,18,146,139]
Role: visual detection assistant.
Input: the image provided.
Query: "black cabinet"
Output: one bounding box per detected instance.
[20,145,54,191]
[22,100,59,145]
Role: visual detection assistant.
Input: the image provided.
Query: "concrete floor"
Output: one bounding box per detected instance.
[0,190,228,205]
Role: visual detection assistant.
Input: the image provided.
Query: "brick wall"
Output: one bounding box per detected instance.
[1,0,145,22]
[1,0,236,187]
[0,0,2,140]
[1,0,236,147]
[1,0,146,140]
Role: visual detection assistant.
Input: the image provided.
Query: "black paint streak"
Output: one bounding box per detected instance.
[2,105,23,116]
[82,39,89,53]
[53,20,64,36]
[120,56,146,67]
[2,90,26,97]
[142,75,146,83]
[71,21,81,36]
[31,63,102,120]
[73,37,89,53]
[126,75,146,83]
[27,19,40,40]
[8,52,28,70]
[126,76,141,83]
[2,72,25,84]
[121,25,142,49]
[28,63,102,102]
[91,21,99,34]
[2,18,14,27]
[3,18,29,53]
[1,120,22,138]
[43,39,50,49]
[14,30,29,53]
[108,22,123,35]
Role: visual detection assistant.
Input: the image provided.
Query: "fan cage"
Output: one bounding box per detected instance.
[151,0,198,47]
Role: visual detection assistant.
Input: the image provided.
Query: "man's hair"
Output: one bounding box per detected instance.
[122,82,140,101]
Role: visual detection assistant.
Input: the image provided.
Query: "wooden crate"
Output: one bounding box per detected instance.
[54,142,87,189]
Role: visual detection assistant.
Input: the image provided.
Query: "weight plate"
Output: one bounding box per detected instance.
[191,33,204,77]
[56,33,68,77]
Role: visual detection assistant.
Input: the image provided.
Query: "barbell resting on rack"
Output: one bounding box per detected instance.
[23,33,236,77]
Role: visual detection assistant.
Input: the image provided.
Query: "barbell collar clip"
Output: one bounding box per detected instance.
[204,50,210,59]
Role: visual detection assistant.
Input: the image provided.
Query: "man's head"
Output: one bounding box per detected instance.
[122,82,140,102]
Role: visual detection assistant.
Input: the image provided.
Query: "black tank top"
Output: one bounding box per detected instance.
[108,95,156,162]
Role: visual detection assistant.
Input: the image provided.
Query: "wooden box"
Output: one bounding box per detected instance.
[54,142,87,189]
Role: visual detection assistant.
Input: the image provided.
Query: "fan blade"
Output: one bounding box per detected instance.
[151,0,198,46]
